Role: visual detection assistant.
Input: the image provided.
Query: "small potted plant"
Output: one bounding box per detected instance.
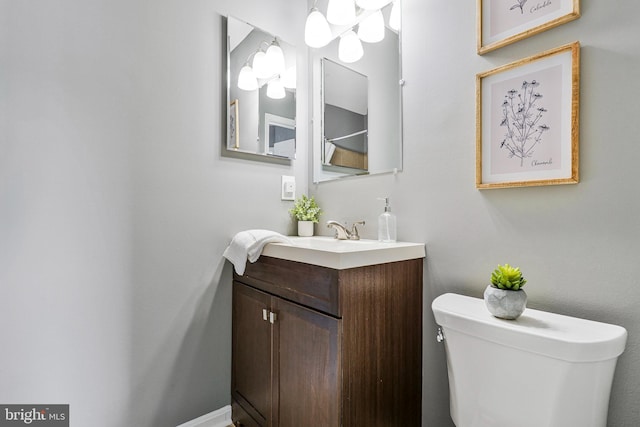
[484,263,528,320]
[289,195,322,237]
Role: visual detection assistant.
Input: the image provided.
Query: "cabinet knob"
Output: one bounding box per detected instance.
[269,311,277,324]
[262,308,268,321]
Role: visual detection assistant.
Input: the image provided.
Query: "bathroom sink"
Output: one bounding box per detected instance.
[262,236,425,269]
[287,236,381,250]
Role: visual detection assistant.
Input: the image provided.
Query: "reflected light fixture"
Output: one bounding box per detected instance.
[357,9,385,43]
[266,78,286,99]
[338,30,364,63]
[355,0,392,10]
[305,7,332,48]
[281,66,297,89]
[237,40,292,98]
[237,63,258,91]
[327,0,356,26]
[389,1,400,31]
[252,50,271,79]
[265,40,286,76]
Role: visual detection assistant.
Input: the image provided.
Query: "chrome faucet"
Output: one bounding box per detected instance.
[326,220,365,240]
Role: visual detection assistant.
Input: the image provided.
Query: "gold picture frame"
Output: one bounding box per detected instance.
[476,42,580,189]
[229,99,239,149]
[477,0,580,55]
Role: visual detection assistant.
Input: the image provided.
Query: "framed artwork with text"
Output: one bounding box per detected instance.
[477,0,580,54]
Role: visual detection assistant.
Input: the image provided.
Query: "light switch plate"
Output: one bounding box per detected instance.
[281,175,295,201]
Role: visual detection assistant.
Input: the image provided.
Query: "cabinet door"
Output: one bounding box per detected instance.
[273,298,341,427]
[232,282,273,426]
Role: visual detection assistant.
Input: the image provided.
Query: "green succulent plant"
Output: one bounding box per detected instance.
[289,195,322,223]
[490,264,527,290]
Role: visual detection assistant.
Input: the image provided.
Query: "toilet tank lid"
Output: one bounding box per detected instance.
[432,293,628,363]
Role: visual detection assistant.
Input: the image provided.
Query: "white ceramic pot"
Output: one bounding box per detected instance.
[483,285,527,320]
[297,220,314,237]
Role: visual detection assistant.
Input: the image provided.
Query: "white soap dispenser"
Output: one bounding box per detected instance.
[377,197,397,243]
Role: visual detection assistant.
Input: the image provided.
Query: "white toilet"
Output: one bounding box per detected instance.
[432,293,627,427]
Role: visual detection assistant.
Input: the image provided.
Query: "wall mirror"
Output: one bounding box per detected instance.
[226,16,297,159]
[311,0,402,182]
[322,59,369,171]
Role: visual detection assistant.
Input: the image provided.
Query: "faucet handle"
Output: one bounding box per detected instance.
[327,220,350,240]
[350,221,365,240]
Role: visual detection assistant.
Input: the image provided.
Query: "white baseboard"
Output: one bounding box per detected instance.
[176,405,232,427]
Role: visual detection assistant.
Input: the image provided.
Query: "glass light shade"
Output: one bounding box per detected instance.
[338,30,363,63]
[305,8,332,48]
[266,78,286,99]
[327,0,356,26]
[237,65,258,91]
[389,1,400,31]
[265,42,286,76]
[355,0,392,10]
[252,51,271,79]
[281,66,297,89]
[357,10,385,43]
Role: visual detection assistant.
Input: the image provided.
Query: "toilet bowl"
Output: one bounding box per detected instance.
[432,293,627,427]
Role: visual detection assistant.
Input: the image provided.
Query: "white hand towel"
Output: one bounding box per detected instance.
[223,230,292,275]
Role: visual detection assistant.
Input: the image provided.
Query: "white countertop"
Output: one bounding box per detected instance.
[261,236,426,270]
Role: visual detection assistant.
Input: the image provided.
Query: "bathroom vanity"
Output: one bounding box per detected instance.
[231,237,425,427]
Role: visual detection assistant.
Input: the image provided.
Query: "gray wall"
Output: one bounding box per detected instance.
[312,1,640,426]
[0,0,306,426]
[2,0,639,427]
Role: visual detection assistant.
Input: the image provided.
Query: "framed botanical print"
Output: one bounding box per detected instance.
[477,0,580,54]
[476,42,580,189]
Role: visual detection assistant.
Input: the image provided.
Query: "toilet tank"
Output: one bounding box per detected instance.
[432,293,627,427]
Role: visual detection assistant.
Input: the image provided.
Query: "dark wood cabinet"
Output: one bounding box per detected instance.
[232,284,272,426]
[232,255,423,427]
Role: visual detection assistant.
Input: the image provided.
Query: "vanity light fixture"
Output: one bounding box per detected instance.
[304,0,398,64]
[305,7,332,48]
[281,66,297,89]
[338,30,364,63]
[356,0,392,10]
[237,41,294,97]
[357,9,385,43]
[237,63,259,91]
[265,40,286,76]
[252,50,271,79]
[389,0,400,31]
[327,0,356,26]
[242,39,285,80]
[266,78,286,99]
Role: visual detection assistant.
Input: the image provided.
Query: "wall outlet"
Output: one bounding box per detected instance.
[281,175,295,201]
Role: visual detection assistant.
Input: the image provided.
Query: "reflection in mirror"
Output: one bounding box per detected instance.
[322,59,369,172]
[311,0,402,182]
[227,16,296,159]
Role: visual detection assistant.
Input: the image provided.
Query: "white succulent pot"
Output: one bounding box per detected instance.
[483,285,527,320]
[297,220,314,237]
